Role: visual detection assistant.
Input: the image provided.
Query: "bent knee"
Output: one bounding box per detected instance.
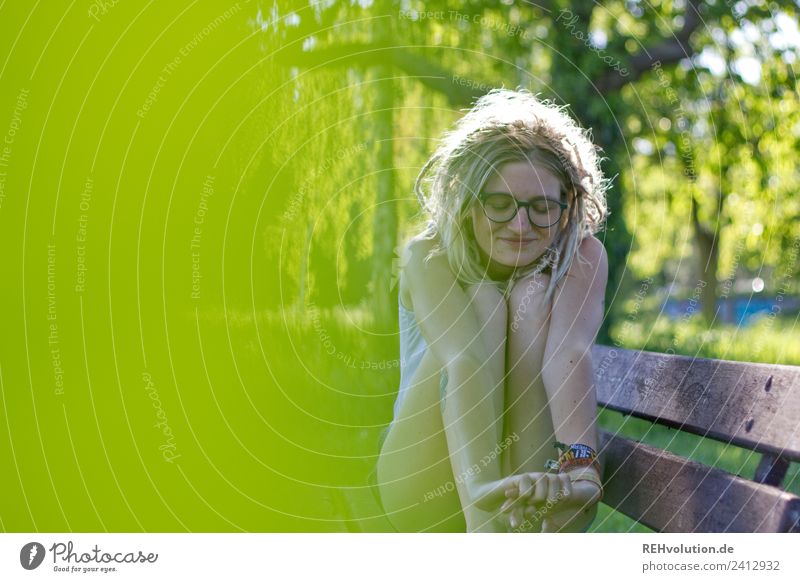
[465,282,505,307]
[509,272,551,302]
[464,281,507,330]
[508,273,551,327]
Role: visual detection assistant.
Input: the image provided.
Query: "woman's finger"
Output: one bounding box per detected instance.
[505,484,518,499]
[532,472,548,503]
[511,506,524,529]
[518,474,532,500]
[546,474,562,506]
[558,473,573,501]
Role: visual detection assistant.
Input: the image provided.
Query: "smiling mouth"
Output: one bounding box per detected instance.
[499,237,536,244]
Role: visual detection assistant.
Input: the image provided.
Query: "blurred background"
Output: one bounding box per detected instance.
[0,0,798,532]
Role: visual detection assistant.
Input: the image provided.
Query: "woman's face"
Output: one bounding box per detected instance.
[470,160,564,279]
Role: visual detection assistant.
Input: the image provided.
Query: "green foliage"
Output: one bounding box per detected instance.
[5,0,798,534]
[611,311,800,366]
[618,10,800,297]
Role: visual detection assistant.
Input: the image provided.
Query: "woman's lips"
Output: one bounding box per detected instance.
[499,237,536,245]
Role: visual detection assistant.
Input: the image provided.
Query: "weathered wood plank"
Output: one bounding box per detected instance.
[592,345,800,460]
[599,431,800,532]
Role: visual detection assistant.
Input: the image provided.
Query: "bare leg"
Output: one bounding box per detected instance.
[376,349,466,532]
[449,282,507,532]
[505,272,556,531]
[376,283,508,532]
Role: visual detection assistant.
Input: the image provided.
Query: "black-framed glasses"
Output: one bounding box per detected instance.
[477,192,568,228]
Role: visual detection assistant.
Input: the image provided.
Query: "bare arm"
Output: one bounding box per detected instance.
[533,236,607,531]
[542,236,608,452]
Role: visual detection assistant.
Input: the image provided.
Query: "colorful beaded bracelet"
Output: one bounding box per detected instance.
[544,441,601,474]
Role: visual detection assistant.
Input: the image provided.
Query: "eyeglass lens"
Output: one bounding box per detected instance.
[481,193,562,227]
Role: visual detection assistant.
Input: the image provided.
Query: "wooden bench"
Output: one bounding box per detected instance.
[594,344,800,533]
[333,344,800,532]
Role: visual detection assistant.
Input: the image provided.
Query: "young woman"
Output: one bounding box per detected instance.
[375,88,609,533]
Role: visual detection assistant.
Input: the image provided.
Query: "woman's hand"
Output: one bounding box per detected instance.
[502,470,602,532]
[498,473,573,530]
[468,471,549,513]
[539,478,601,532]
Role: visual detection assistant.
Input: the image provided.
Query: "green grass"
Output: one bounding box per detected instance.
[611,313,800,366]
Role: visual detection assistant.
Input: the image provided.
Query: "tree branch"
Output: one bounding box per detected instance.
[596,0,704,94]
[274,43,486,105]
[392,49,487,105]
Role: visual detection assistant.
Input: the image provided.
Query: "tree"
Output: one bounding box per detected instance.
[262,0,800,329]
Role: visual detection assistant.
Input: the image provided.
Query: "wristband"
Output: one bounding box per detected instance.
[544,442,601,475]
[568,471,604,502]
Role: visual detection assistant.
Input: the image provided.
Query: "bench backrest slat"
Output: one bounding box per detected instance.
[593,345,800,461]
[600,430,800,532]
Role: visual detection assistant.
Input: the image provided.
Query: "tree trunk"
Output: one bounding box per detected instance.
[691,192,721,325]
[371,68,396,325]
[548,8,631,343]
[299,221,313,307]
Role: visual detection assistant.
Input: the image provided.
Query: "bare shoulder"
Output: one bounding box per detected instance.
[400,233,443,309]
[571,236,607,278]
[403,233,438,260]
[556,236,608,296]
[402,233,443,275]
[577,235,607,268]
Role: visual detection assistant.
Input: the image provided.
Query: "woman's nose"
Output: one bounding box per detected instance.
[507,208,533,233]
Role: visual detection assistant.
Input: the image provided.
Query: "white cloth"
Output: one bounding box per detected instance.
[394,297,450,422]
[395,297,427,420]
